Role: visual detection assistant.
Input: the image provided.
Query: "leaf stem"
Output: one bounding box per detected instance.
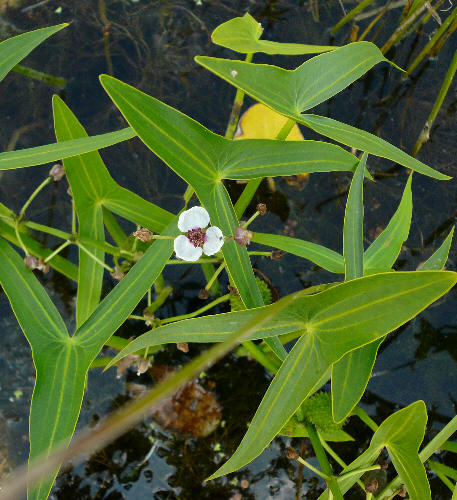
[205,262,225,291]
[159,293,230,324]
[305,422,343,500]
[43,241,71,263]
[224,52,253,140]
[352,406,379,432]
[18,176,52,221]
[78,243,113,272]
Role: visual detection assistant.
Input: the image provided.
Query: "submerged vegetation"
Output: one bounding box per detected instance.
[0,2,456,499]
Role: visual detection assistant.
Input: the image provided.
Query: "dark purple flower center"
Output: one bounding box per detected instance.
[187,227,207,248]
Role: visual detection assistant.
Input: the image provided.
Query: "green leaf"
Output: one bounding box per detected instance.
[280,418,354,442]
[53,96,106,326]
[105,301,304,369]
[98,75,357,322]
[0,219,77,281]
[251,232,344,273]
[343,152,366,280]
[198,42,388,114]
[364,174,413,273]
[196,54,450,180]
[299,115,450,180]
[208,271,457,479]
[418,227,454,270]
[0,127,136,171]
[211,12,335,55]
[0,24,67,83]
[332,152,370,422]
[321,401,431,500]
[331,337,384,423]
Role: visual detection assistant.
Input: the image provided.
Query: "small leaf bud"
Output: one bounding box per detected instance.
[49,163,65,181]
[233,227,253,247]
[133,227,152,242]
[37,258,50,274]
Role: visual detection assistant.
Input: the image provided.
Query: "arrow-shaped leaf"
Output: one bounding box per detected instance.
[0,24,67,83]
[196,55,449,180]
[211,12,335,55]
[208,271,457,479]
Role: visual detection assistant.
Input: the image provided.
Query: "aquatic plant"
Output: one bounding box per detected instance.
[0,13,457,500]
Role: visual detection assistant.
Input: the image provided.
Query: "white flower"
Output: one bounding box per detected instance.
[174,206,224,261]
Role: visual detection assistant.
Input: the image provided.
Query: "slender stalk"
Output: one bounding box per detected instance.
[160,294,230,324]
[242,210,261,229]
[331,0,377,34]
[407,7,457,74]
[297,456,332,480]
[43,241,71,263]
[12,64,66,88]
[412,47,457,157]
[319,437,367,493]
[233,118,296,219]
[352,406,379,432]
[23,221,71,240]
[435,471,455,492]
[99,0,114,76]
[241,340,280,373]
[144,285,173,315]
[381,3,427,53]
[305,423,343,500]
[18,177,52,220]
[78,243,113,272]
[205,262,225,291]
[224,53,253,139]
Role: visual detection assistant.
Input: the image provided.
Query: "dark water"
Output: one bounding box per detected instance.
[0,1,456,498]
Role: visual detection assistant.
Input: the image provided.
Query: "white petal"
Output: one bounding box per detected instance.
[178,206,210,232]
[203,226,224,256]
[174,235,203,261]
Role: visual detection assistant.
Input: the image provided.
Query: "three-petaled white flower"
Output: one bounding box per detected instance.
[174,206,224,261]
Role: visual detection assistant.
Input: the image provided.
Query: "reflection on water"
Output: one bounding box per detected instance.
[0,0,456,498]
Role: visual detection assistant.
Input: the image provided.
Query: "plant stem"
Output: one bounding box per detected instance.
[319,436,367,493]
[44,240,71,263]
[305,422,343,500]
[406,7,457,75]
[18,176,52,220]
[297,456,332,480]
[352,406,379,432]
[242,210,261,228]
[160,294,230,324]
[12,64,66,88]
[233,117,296,219]
[412,47,457,157]
[224,53,253,139]
[331,0,377,34]
[205,262,225,291]
[78,243,113,272]
[241,340,280,373]
[145,285,173,315]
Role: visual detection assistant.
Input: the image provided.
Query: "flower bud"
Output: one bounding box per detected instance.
[271,250,284,260]
[49,163,65,181]
[37,258,50,274]
[286,446,299,460]
[110,266,125,281]
[365,479,378,494]
[136,358,149,375]
[233,227,253,247]
[228,285,239,296]
[198,289,209,300]
[256,203,267,215]
[133,227,152,242]
[177,342,189,353]
[24,255,39,270]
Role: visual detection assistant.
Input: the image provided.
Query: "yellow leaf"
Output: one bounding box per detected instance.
[234,103,304,141]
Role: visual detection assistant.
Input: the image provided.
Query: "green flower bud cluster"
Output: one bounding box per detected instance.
[230,277,272,311]
[301,392,343,433]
